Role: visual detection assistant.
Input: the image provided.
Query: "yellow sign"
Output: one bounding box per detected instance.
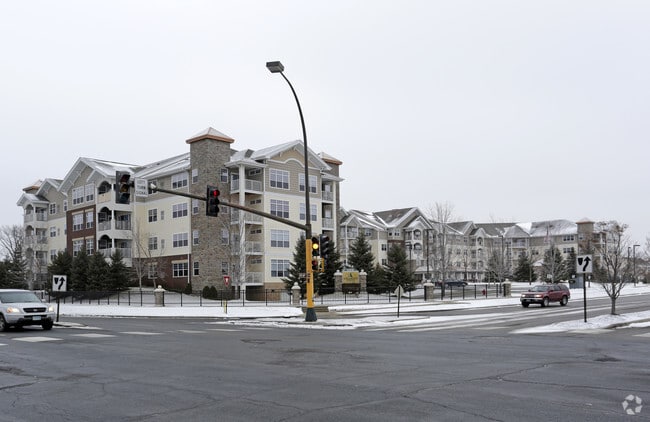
[342,271,360,284]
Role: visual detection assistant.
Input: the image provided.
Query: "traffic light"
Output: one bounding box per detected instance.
[206,185,221,217]
[115,171,133,204]
[319,235,330,260]
[311,236,320,257]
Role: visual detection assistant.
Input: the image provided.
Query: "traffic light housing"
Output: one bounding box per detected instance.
[319,235,330,260]
[115,171,133,204]
[206,185,221,217]
[310,236,320,272]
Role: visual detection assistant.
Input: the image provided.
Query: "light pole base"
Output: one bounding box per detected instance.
[305,307,318,322]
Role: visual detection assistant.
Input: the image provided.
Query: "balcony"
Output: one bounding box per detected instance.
[98,247,133,259]
[322,191,334,202]
[245,272,264,284]
[322,217,334,229]
[231,179,263,194]
[230,210,263,225]
[244,241,263,254]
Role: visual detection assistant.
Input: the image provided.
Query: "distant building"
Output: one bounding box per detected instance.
[17,128,343,292]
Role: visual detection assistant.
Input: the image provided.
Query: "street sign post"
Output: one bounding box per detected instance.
[52,275,67,322]
[575,255,593,323]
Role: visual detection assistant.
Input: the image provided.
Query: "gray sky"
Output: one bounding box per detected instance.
[2,1,648,245]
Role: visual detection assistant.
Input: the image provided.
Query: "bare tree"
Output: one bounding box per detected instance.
[426,202,456,297]
[131,222,168,289]
[594,221,630,315]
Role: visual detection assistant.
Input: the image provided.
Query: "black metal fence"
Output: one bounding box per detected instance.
[43,283,510,307]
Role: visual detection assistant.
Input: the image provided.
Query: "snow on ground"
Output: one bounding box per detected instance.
[56,283,650,334]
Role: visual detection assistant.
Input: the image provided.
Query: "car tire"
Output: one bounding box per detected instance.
[542,297,550,307]
[521,302,529,308]
[0,315,8,332]
[560,296,568,306]
[42,321,53,331]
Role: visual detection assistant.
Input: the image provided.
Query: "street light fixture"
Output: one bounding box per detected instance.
[266,60,316,322]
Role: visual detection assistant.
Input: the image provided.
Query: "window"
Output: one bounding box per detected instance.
[193,230,199,246]
[86,238,94,255]
[365,228,373,237]
[269,169,289,189]
[85,183,95,202]
[193,261,199,276]
[50,227,56,238]
[173,233,189,248]
[172,261,189,278]
[85,211,94,229]
[49,203,57,215]
[221,261,229,275]
[270,199,289,218]
[381,244,387,251]
[192,199,199,215]
[172,203,188,219]
[381,258,387,266]
[72,187,84,205]
[50,250,57,261]
[221,228,229,245]
[72,213,84,231]
[299,204,317,222]
[148,209,158,223]
[299,174,318,193]
[191,168,198,184]
[148,263,158,279]
[563,235,575,242]
[221,168,229,183]
[248,168,261,176]
[563,247,575,254]
[72,239,83,257]
[148,237,158,251]
[271,230,290,248]
[171,172,188,189]
[63,200,68,211]
[271,259,290,277]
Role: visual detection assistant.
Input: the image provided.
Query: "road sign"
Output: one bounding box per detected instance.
[52,275,67,292]
[135,178,149,197]
[576,255,593,274]
[223,275,230,286]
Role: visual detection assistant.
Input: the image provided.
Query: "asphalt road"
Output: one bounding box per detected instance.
[1,295,649,421]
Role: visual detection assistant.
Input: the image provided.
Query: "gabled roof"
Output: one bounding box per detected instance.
[374,207,422,228]
[59,157,139,192]
[136,153,190,180]
[340,209,387,231]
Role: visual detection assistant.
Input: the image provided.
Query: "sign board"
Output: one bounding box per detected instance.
[576,255,593,274]
[135,178,149,197]
[223,275,231,286]
[52,275,67,292]
[342,271,360,284]
[394,285,404,297]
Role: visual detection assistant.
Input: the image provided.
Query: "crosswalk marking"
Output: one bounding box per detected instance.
[71,333,116,338]
[13,336,62,343]
[177,330,207,334]
[207,328,243,332]
[120,331,163,336]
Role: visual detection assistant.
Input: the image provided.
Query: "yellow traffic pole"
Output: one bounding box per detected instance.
[305,237,317,321]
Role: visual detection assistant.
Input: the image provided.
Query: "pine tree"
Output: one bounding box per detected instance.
[541,246,564,283]
[513,253,537,283]
[367,263,388,293]
[70,250,90,291]
[560,248,577,281]
[348,232,374,273]
[385,244,415,291]
[316,238,342,295]
[283,236,306,297]
[87,252,109,291]
[108,249,131,291]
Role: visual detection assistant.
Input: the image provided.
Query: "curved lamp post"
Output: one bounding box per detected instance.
[266,60,317,322]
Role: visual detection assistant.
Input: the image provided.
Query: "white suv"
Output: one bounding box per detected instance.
[0,289,56,331]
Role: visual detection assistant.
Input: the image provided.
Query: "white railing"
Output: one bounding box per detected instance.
[244,241,263,254]
[322,191,334,202]
[245,272,264,284]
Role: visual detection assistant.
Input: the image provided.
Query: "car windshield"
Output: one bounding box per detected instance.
[530,286,550,292]
[0,292,42,304]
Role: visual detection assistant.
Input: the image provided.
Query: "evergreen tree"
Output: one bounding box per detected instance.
[70,250,90,291]
[348,232,374,273]
[541,246,564,283]
[513,253,537,283]
[48,251,73,290]
[108,249,131,291]
[385,244,415,291]
[315,238,342,295]
[367,263,388,293]
[87,252,110,290]
[0,259,27,289]
[560,248,577,281]
[283,236,306,297]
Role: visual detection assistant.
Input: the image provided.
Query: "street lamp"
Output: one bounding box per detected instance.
[633,244,640,286]
[266,60,316,322]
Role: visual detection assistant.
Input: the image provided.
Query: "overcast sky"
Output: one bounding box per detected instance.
[1,1,648,245]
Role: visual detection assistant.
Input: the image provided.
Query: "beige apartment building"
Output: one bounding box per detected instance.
[17,128,343,293]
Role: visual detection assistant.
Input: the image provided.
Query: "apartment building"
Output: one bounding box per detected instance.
[340,207,604,283]
[17,128,342,292]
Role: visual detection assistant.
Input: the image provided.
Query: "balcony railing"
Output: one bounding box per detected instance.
[230,210,263,225]
[245,272,264,284]
[231,179,263,193]
[322,217,334,229]
[244,241,263,254]
[98,247,132,258]
[322,191,334,202]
